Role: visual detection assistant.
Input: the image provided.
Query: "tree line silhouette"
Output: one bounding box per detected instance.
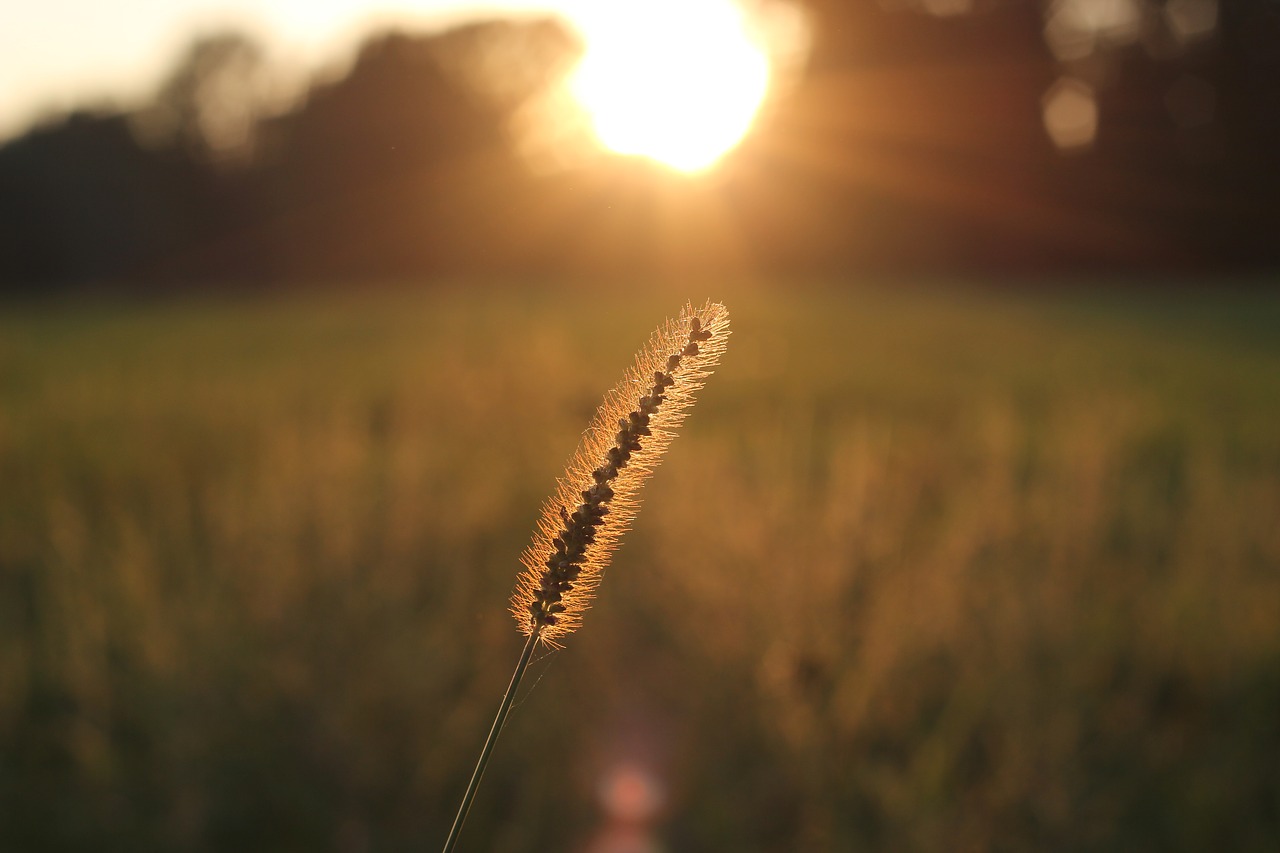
[1,1,1276,292]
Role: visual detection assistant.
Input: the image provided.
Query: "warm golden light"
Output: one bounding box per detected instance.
[567,0,771,173]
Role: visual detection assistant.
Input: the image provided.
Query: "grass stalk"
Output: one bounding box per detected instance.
[441,302,729,850]
[441,628,540,853]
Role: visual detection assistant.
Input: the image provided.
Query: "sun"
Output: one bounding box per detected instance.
[566,0,771,173]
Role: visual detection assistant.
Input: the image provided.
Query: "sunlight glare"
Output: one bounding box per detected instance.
[567,0,771,173]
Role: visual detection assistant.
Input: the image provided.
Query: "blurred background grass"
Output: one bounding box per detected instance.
[1,282,1277,851]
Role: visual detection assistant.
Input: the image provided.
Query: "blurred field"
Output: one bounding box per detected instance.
[1,282,1278,852]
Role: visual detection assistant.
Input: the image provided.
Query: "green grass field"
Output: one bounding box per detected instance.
[2,282,1278,851]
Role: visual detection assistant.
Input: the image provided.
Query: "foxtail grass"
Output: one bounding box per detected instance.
[442,300,729,852]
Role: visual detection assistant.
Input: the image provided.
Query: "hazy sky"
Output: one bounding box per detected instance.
[0,0,576,140]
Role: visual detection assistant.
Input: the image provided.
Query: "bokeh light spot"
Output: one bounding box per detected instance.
[1044,0,1142,61]
[1042,76,1098,151]
[1164,0,1219,44]
[597,761,665,823]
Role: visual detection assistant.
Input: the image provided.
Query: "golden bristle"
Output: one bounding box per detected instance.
[511,300,730,645]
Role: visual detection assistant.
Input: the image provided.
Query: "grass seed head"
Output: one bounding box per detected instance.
[511,300,730,645]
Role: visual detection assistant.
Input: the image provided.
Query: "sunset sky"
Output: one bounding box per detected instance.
[0,0,572,140]
[1,0,796,173]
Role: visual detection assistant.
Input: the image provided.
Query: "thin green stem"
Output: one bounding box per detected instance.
[441,629,540,853]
